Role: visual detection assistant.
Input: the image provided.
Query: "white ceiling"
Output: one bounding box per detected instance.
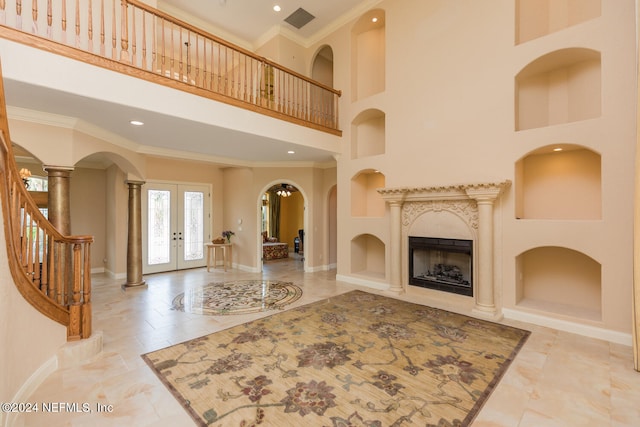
[160,0,373,48]
[9,0,379,167]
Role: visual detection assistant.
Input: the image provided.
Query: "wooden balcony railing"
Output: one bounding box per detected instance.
[0,61,93,341]
[0,0,341,134]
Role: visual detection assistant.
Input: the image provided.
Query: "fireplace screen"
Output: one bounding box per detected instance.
[409,237,473,296]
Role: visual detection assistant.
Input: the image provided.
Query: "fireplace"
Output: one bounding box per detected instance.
[408,237,473,296]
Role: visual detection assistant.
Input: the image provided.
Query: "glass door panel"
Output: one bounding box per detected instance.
[143,183,210,274]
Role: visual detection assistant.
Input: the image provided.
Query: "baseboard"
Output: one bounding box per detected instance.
[335,274,389,291]
[5,356,58,427]
[502,308,632,346]
[90,267,105,274]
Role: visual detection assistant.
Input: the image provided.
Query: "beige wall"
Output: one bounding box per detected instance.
[279,192,303,248]
[312,0,635,335]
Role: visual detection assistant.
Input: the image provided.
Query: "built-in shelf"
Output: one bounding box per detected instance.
[351,9,385,102]
[516,48,601,131]
[515,145,601,220]
[516,246,602,322]
[351,170,385,217]
[350,233,385,278]
[351,109,385,159]
[515,0,601,45]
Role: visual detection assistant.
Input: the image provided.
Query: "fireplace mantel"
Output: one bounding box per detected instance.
[377,181,511,319]
[377,181,511,202]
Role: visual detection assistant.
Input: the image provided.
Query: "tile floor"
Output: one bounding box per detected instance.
[12,258,640,426]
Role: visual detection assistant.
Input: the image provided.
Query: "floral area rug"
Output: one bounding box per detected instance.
[144,290,530,426]
[172,280,302,316]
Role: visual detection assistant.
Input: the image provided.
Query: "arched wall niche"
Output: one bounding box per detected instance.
[516,48,601,131]
[515,246,602,321]
[351,108,385,159]
[351,8,385,102]
[514,144,601,220]
[516,0,601,45]
[311,45,334,88]
[350,233,385,279]
[350,169,385,217]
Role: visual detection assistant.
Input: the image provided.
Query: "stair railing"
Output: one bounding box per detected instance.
[0,0,341,133]
[0,61,93,341]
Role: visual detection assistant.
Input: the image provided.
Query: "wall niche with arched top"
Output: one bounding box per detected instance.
[516,246,601,321]
[351,109,385,159]
[516,0,601,45]
[515,144,601,220]
[351,233,385,280]
[351,169,385,217]
[515,48,601,131]
[351,9,385,102]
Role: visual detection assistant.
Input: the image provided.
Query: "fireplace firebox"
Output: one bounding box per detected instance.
[408,237,473,296]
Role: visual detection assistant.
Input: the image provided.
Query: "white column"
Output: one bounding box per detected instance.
[389,200,404,293]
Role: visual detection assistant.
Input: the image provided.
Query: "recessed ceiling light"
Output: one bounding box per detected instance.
[130,120,144,126]
[372,17,378,23]
[287,150,295,154]
[553,147,563,152]
[273,5,281,12]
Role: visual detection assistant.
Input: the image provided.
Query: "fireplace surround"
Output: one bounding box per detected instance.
[378,181,510,318]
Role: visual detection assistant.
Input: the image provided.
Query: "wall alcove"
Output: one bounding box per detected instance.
[351,9,385,102]
[351,169,385,217]
[515,144,601,220]
[515,48,601,131]
[515,0,601,45]
[515,246,602,322]
[351,108,386,159]
[351,233,385,280]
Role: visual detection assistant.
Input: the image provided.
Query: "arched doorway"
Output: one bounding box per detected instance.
[258,181,307,272]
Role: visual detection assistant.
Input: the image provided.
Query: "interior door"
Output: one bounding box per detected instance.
[143,182,210,274]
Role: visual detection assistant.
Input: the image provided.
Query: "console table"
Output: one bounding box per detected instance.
[205,243,232,272]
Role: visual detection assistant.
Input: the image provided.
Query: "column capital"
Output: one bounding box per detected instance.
[125,180,146,187]
[43,165,74,174]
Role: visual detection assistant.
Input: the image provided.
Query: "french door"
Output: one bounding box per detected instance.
[142,182,210,274]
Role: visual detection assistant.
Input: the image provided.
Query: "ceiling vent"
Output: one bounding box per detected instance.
[284,8,315,29]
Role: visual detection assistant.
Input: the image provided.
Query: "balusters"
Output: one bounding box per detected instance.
[99,0,104,55]
[0,0,6,25]
[111,0,116,59]
[30,0,36,34]
[15,0,21,30]
[61,0,66,43]
[120,0,129,62]
[74,0,80,47]
[47,0,51,38]
[0,0,340,130]
[130,5,136,66]
[87,0,93,52]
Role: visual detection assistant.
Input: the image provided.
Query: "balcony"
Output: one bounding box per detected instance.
[0,0,341,145]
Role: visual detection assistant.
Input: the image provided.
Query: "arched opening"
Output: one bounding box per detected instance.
[258,181,307,272]
[516,246,602,321]
[515,144,601,220]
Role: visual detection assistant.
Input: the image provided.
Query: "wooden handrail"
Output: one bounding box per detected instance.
[0,59,93,341]
[0,0,341,134]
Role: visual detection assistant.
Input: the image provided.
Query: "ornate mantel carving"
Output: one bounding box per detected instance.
[377,180,512,202]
